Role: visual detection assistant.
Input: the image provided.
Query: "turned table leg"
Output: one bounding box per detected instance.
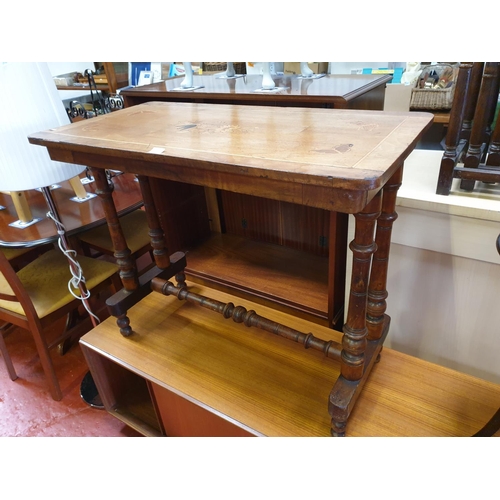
[367,166,403,342]
[329,190,382,436]
[341,191,382,381]
[97,172,189,337]
[91,168,139,292]
[136,175,171,270]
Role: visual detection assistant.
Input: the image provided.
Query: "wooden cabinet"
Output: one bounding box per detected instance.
[54,62,128,94]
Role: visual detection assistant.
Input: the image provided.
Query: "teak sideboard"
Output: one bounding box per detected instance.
[29,102,432,436]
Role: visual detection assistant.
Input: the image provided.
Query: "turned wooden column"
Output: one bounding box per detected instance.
[436,62,474,196]
[91,168,139,291]
[341,190,382,381]
[136,174,171,270]
[366,166,403,341]
[485,110,500,167]
[461,62,500,191]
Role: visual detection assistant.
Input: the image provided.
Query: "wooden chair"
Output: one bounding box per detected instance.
[436,62,500,195]
[77,208,153,272]
[0,246,120,400]
[0,246,49,381]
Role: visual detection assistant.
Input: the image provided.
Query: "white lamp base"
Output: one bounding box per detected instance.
[170,86,204,92]
[254,87,288,94]
[70,193,97,203]
[36,184,61,192]
[297,73,326,80]
[216,74,244,80]
[9,217,43,229]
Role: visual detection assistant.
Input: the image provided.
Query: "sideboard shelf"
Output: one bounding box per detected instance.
[184,233,332,326]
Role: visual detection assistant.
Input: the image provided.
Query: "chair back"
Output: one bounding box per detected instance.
[436,62,500,195]
[0,248,42,329]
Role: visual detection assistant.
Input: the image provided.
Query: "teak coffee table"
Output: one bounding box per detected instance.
[29,102,432,436]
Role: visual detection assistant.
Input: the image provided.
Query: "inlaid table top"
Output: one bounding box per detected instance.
[29,102,433,213]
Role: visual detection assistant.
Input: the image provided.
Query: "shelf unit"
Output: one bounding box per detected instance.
[55,62,128,94]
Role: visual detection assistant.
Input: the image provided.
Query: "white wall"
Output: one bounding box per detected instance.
[47,62,96,101]
[328,62,405,74]
[346,149,500,384]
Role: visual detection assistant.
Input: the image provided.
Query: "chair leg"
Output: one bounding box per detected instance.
[0,323,18,381]
[29,327,63,401]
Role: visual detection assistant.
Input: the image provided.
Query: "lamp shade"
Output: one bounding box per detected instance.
[0,62,85,192]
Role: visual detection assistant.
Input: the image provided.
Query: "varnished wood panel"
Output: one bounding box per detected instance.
[151,383,254,437]
[280,201,330,256]
[220,191,340,258]
[184,233,329,323]
[219,190,281,245]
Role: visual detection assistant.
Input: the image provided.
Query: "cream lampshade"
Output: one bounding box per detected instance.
[0,62,87,227]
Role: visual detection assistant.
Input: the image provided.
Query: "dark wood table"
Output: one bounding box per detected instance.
[120,73,392,109]
[0,173,143,248]
[29,101,433,436]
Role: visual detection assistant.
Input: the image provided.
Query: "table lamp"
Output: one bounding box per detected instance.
[0,62,89,228]
[0,62,99,324]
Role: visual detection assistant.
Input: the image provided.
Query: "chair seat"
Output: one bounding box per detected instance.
[78,209,151,254]
[1,247,32,260]
[0,249,118,319]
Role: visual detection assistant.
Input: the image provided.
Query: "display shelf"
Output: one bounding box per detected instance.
[184,232,330,325]
[55,62,128,94]
[81,345,164,437]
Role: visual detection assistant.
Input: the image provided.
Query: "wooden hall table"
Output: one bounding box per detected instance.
[120,73,391,331]
[29,101,433,436]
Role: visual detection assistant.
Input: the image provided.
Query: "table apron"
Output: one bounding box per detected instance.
[46,149,386,214]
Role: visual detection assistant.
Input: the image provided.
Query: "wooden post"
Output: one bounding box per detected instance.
[91,168,139,291]
[340,190,382,381]
[136,174,171,269]
[367,166,403,341]
[10,191,33,223]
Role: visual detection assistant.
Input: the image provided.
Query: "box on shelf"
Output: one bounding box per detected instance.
[284,62,328,75]
[53,72,80,86]
[384,84,413,112]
